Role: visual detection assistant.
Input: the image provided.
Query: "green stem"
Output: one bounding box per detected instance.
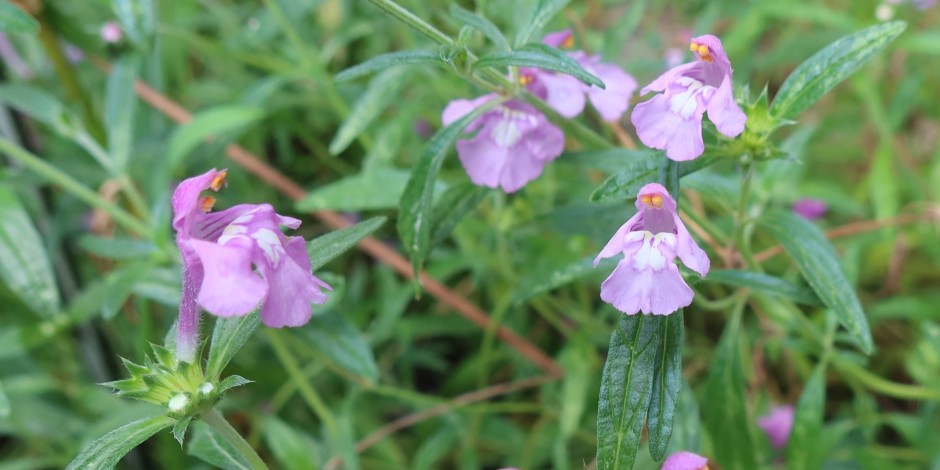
[834,358,940,402]
[73,131,151,218]
[732,163,760,270]
[201,408,269,470]
[265,330,339,433]
[0,137,151,238]
[366,0,454,46]
[35,15,106,143]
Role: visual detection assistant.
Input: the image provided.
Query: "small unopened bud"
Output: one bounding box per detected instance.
[100,22,123,43]
[167,393,190,413]
[198,382,215,397]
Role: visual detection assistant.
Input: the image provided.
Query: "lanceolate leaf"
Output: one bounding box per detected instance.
[397,98,501,283]
[590,152,719,203]
[430,182,488,245]
[0,186,61,317]
[596,315,663,470]
[302,310,379,382]
[335,50,443,82]
[0,2,38,34]
[329,68,407,155]
[515,0,570,47]
[761,210,873,353]
[647,311,684,461]
[770,21,907,119]
[188,422,251,470]
[474,43,604,88]
[786,365,827,469]
[451,5,510,51]
[703,313,758,470]
[296,169,414,212]
[167,106,264,169]
[66,415,175,470]
[206,314,261,381]
[704,270,822,306]
[306,216,387,271]
[105,54,141,173]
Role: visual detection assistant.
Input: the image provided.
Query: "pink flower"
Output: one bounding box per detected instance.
[792,198,828,220]
[519,29,637,122]
[173,169,330,361]
[758,404,795,450]
[631,35,746,161]
[662,451,709,470]
[442,94,564,193]
[594,183,709,315]
[100,21,123,44]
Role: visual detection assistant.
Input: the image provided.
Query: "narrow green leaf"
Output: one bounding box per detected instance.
[66,415,174,470]
[329,68,407,155]
[173,416,193,446]
[597,315,663,470]
[590,152,720,203]
[667,379,702,454]
[647,311,684,461]
[0,380,9,418]
[474,43,604,88]
[262,417,320,470]
[786,365,826,469]
[515,0,570,47]
[0,2,38,34]
[512,256,605,304]
[115,0,155,45]
[430,182,488,245]
[761,210,873,353]
[218,374,252,394]
[206,314,261,381]
[0,84,66,128]
[559,342,593,437]
[77,235,156,260]
[660,159,680,204]
[770,21,907,119]
[0,185,60,317]
[704,269,822,306]
[187,421,251,470]
[301,310,378,382]
[703,313,758,470]
[296,168,415,212]
[105,54,140,172]
[334,50,443,82]
[167,106,264,169]
[306,216,387,271]
[67,262,152,322]
[451,5,510,51]
[397,98,500,282]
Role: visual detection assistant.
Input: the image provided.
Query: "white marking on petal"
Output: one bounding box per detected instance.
[251,228,284,266]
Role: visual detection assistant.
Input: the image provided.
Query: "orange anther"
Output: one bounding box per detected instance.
[562,35,574,48]
[200,196,216,213]
[210,170,228,191]
[519,74,534,86]
[651,194,663,208]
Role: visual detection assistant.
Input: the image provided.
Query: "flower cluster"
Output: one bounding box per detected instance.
[443,30,636,193]
[173,169,331,361]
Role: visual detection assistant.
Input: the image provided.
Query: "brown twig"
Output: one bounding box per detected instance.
[92,58,565,378]
[323,375,554,470]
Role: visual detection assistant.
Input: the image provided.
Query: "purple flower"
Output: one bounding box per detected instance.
[631,34,746,161]
[519,29,637,122]
[100,21,123,44]
[173,169,330,361]
[661,451,709,470]
[792,198,828,220]
[442,94,564,193]
[594,183,709,315]
[758,404,795,450]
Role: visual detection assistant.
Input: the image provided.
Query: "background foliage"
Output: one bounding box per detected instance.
[0,0,938,469]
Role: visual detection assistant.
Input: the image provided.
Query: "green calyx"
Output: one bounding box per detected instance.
[101,343,251,420]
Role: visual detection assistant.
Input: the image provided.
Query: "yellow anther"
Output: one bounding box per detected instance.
[651,194,663,208]
[210,170,228,191]
[200,196,216,213]
[640,194,652,206]
[562,35,574,48]
[697,44,709,56]
[689,42,698,52]
[519,74,534,86]
[690,42,713,63]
